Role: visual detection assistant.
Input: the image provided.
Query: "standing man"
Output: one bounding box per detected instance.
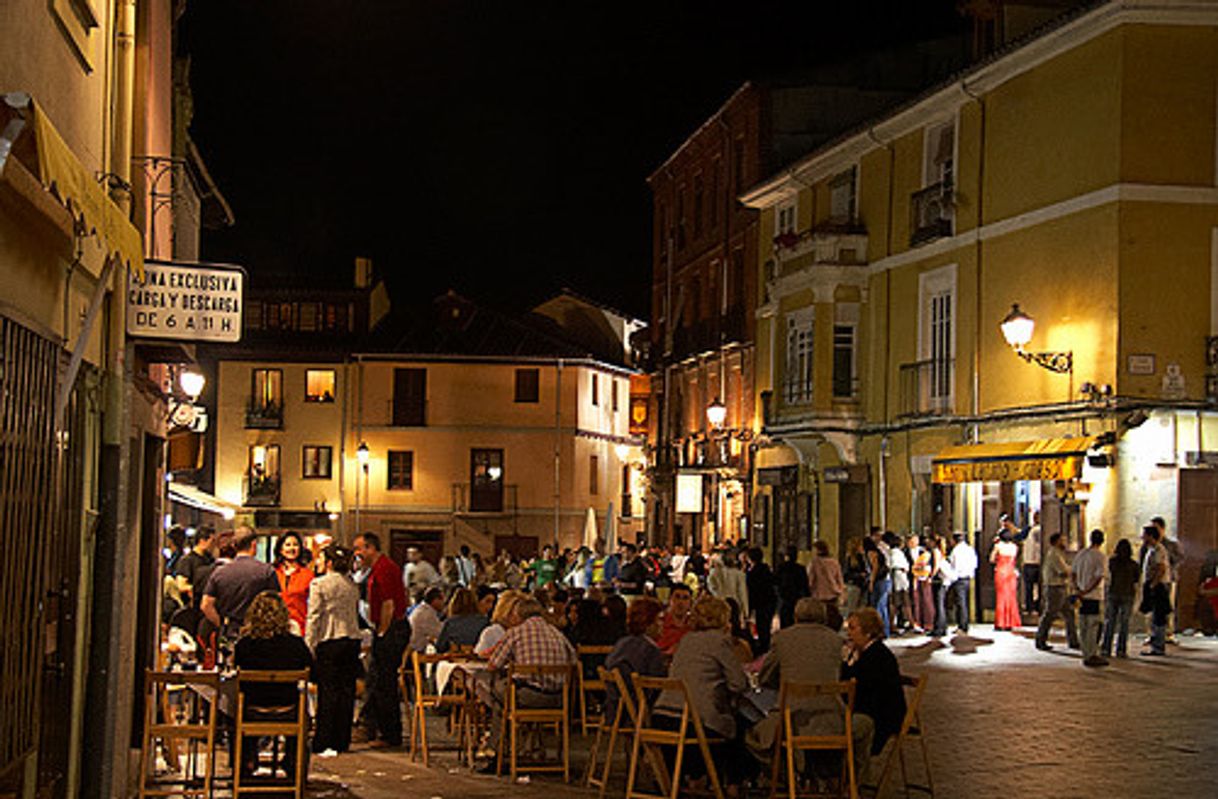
[530,544,561,590]
[174,526,217,608]
[745,547,778,653]
[616,542,648,600]
[355,532,410,748]
[775,546,810,629]
[200,527,279,641]
[1141,524,1172,657]
[1035,532,1080,651]
[454,544,477,587]
[402,547,440,598]
[1151,516,1182,643]
[948,532,978,634]
[1072,529,1109,667]
[1019,512,1042,616]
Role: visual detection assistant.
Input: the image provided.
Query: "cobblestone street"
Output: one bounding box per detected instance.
[306,626,1218,799]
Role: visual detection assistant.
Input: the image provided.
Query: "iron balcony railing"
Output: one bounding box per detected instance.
[452,483,519,516]
[245,401,283,429]
[910,181,953,246]
[898,358,954,418]
[243,474,281,507]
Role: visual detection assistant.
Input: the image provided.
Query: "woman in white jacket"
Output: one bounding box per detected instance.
[707,550,749,618]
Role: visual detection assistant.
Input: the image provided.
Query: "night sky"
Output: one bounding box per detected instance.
[183,1,966,320]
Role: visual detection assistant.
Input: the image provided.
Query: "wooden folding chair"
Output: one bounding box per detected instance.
[587,667,671,798]
[576,644,614,736]
[495,663,573,782]
[866,674,933,798]
[768,679,857,799]
[138,670,220,799]
[624,675,725,799]
[232,669,309,799]
[409,650,473,767]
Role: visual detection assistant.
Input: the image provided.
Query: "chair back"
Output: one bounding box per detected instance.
[234,669,309,717]
[598,666,641,730]
[777,679,855,746]
[508,663,572,711]
[898,673,928,735]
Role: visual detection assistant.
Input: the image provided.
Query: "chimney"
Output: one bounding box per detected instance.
[354,256,373,289]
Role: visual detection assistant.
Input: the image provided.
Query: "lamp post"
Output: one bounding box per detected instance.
[705,398,727,545]
[1000,303,1072,374]
[355,441,369,534]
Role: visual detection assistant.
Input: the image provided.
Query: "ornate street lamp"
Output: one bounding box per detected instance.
[706,397,727,429]
[178,369,205,400]
[1000,303,1072,374]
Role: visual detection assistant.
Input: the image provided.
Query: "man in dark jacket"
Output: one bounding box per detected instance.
[775,546,810,628]
[744,547,778,653]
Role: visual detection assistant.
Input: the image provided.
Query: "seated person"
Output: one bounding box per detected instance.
[747,598,873,780]
[655,583,694,656]
[655,597,756,797]
[483,597,576,768]
[841,607,906,759]
[475,589,527,656]
[233,591,314,780]
[604,597,667,724]
[408,586,446,652]
[435,587,490,653]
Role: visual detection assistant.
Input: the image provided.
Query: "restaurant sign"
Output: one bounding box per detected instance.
[127,259,244,342]
[932,455,1083,484]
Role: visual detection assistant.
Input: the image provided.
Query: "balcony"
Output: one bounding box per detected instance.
[243,474,281,507]
[898,359,954,418]
[773,223,869,273]
[245,401,283,429]
[452,483,519,516]
[910,182,954,246]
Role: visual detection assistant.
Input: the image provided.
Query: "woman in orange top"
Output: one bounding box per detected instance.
[274,531,314,633]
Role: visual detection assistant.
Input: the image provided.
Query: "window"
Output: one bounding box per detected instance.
[776,200,797,237]
[305,369,335,402]
[919,265,957,412]
[833,303,859,399]
[250,368,282,410]
[710,160,721,229]
[829,167,857,223]
[51,0,99,70]
[784,308,815,404]
[590,454,600,495]
[924,120,955,188]
[392,368,426,426]
[246,444,280,505]
[302,445,332,479]
[298,302,319,332]
[612,380,619,412]
[244,300,263,331]
[676,188,687,250]
[733,137,746,194]
[514,368,540,403]
[388,450,414,490]
[693,174,704,238]
[591,374,599,406]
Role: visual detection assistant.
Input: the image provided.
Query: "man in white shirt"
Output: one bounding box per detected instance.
[1072,529,1108,667]
[1019,513,1042,615]
[402,547,441,598]
[408,586,445,652]
[948,532,978,633]
[454,545,476,587]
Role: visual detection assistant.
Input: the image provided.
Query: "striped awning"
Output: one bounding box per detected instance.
[932,437,1093,483]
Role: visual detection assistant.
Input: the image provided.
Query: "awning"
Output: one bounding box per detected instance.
[169,482,239,519]
[931,437,1093,484]
[1,92,144,279]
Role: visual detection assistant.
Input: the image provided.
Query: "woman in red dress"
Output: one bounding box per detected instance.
[990,528,1022,630]
[275,530,314,634]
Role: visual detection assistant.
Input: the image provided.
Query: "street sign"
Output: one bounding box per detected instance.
[126,259,244,342]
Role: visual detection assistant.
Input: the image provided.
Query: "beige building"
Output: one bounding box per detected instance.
[210,290,646,562]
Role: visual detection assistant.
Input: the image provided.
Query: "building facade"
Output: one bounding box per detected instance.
[743,0,1218,627]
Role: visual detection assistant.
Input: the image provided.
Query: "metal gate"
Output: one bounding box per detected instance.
[0,315,92,798]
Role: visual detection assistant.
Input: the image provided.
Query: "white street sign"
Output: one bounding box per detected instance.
[127,260,244,342]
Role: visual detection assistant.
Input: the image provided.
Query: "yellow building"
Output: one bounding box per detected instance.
[743,0,1218,627]
[212,290,645,561]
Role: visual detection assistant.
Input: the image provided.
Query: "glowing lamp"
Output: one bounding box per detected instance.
[706,397,727,429]
[1000,304,1034,349]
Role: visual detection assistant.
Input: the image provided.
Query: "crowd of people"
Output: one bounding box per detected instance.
[157,513,1204,791]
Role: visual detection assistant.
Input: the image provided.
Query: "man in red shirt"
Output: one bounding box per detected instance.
[655,583,693,656]
[354,533,410,748]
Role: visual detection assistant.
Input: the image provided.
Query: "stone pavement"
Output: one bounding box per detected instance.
[306,626,1218,799]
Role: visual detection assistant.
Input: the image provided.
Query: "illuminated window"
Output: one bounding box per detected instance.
[302,445,332,479]
[251,369,282,410]
[388,450,414,490]
[305,369,336,403]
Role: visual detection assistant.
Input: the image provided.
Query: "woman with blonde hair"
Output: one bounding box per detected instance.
[474,588,528,655]
[234,591,313,776]
[654,596,756,796]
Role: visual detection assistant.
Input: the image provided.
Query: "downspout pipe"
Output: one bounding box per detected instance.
[868,124,895,532]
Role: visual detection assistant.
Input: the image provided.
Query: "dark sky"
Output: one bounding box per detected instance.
[183,1,966,320]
